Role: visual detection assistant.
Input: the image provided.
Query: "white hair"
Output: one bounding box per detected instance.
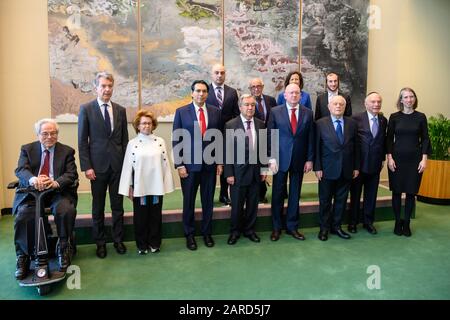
[34,118,59,135]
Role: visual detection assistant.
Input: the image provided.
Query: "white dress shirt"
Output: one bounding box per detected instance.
[119,133,174,197]
[97,98,114,131]
[240,114,256,149]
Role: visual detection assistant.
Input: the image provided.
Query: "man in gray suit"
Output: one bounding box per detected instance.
[78,72,129,258]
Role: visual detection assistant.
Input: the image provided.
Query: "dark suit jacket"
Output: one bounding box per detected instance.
[13,141,78,214]
[353,111,387,175]
[224,116,266,186]
[314,92,352,121]
[206,83,240,125]
[314,116,360,180]
[78,99,129,173]
[267,104,314,172]
[172,102,222,172]
[254,94,277,125]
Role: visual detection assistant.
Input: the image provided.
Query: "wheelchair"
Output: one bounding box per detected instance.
[8,180,78,296]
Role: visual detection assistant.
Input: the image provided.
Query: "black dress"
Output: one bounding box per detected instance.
[387,111,431,194]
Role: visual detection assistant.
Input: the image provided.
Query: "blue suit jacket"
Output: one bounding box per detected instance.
[314,116,360,180]
[78,99,129,173]
[13,141,78,214]
[353,111,387,174]
[267,104,314,172]
[172,103,222,172]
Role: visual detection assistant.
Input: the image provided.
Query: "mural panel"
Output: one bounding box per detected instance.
[140,0,222,121]
[301,0,369,111]
[224,0,300,97]
[48,0,139,121]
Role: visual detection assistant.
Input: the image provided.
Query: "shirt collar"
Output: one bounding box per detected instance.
[97,98,112,108]
[331,115,344,124]
[193,102,206,111]
[41,144,55,153]
[240,114,253,125]
[286,102,299,110]
[367,111,378,120]
[212,83,223,91]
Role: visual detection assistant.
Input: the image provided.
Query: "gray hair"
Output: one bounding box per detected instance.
[34,118,59,135]
[249,78,264,87]
[94,71,114,87]
[239,93,255,106]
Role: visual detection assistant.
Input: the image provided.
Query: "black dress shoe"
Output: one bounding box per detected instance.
[287,230,306,240]
[186,236,197,251]
[245,233,261,243]
[318,230,328,241]
[347,224,357,233]
[270,230,280,241]
[394,220,403,236]
[227,234,238,245]
[203,235,215,247]
[331,228,351,239]
[363,224,377,234]
[403,221,412,237]
[96,244,107,259]
[114,242,127,254]
[219,196,231,206]
[15,255,29,280]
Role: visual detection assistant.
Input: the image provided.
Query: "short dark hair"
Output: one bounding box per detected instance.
[284,71,304,90]
[191,80,209,93]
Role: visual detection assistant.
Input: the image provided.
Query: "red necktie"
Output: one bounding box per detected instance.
[290,108,297,134]
[40,149,50,176]
[199,107,206,136]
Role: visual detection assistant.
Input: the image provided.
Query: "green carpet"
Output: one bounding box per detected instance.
[76,183,392,214]
[0,200,449,300]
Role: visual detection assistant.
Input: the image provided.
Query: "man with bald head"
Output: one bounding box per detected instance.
[348,92,387,234]
[206,64,240,205]
[314,95,360,241]
[267,83,314,241]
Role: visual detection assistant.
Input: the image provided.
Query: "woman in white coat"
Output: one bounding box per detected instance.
[119,110,174,254]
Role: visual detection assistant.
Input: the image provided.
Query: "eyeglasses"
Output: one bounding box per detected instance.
[139,122,152,126]
[40,131,58,137]
[249,85,263,89]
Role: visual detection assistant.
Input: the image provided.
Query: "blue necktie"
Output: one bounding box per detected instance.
[371,117,379,138]
[103,104,111,135]
[335,119,344,144]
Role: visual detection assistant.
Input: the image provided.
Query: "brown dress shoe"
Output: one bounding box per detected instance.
[270,230,280,241]
[287,230,306,240]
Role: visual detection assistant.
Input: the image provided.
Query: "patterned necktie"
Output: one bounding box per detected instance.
[246,120,253,150]
[371,117,379,138]
[40,149,50,176]
[103,104,112,135]
[256,96,265,121]
[216,87,223,109]
[335,119,344,144]
[198,107,206,136]
[290,108,297,134]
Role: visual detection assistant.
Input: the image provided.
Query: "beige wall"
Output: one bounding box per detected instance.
[1,0,449,209]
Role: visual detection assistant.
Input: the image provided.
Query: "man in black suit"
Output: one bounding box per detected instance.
[315,72,352,120]
[78,71,129,258]
[248,77,277,203]
[224,94,267,245]
[206,64,240,206]
[172,80,223,250]
[13,118,78,279]
[314,95,360,241]
[348,92,387,234]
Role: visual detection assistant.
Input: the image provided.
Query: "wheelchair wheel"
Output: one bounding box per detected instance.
[37,284,51,296]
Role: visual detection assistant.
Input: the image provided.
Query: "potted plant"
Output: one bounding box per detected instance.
[417,114,450,204]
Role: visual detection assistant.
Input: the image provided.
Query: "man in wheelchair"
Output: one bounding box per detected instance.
[12,118,78,280]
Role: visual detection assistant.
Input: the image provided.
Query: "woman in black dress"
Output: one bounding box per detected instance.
[387,87,431,237]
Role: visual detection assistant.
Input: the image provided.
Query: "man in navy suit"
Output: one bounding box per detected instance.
[267,83,314,241]
[315,72,352,120]
[172,80,223,251]
[13,119,78,279]
[224,94,267,245]
[314,95,360,241]
[78,72,129,258]
[348,92,387,234]
[248,77,277,203]
[206,64,240,206]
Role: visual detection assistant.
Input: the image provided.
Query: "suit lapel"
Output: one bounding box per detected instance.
[32,142,42,176]
[52,143,61,178]
[281,104,294,135]
[94,100,111,136]
[111,102,120,135]
[343,118,352,145]
[326,117,341,145]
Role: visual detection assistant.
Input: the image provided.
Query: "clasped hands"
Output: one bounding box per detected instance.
[34,175,58,191]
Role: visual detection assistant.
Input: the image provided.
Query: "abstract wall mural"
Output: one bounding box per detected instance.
[48,0,369,122]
